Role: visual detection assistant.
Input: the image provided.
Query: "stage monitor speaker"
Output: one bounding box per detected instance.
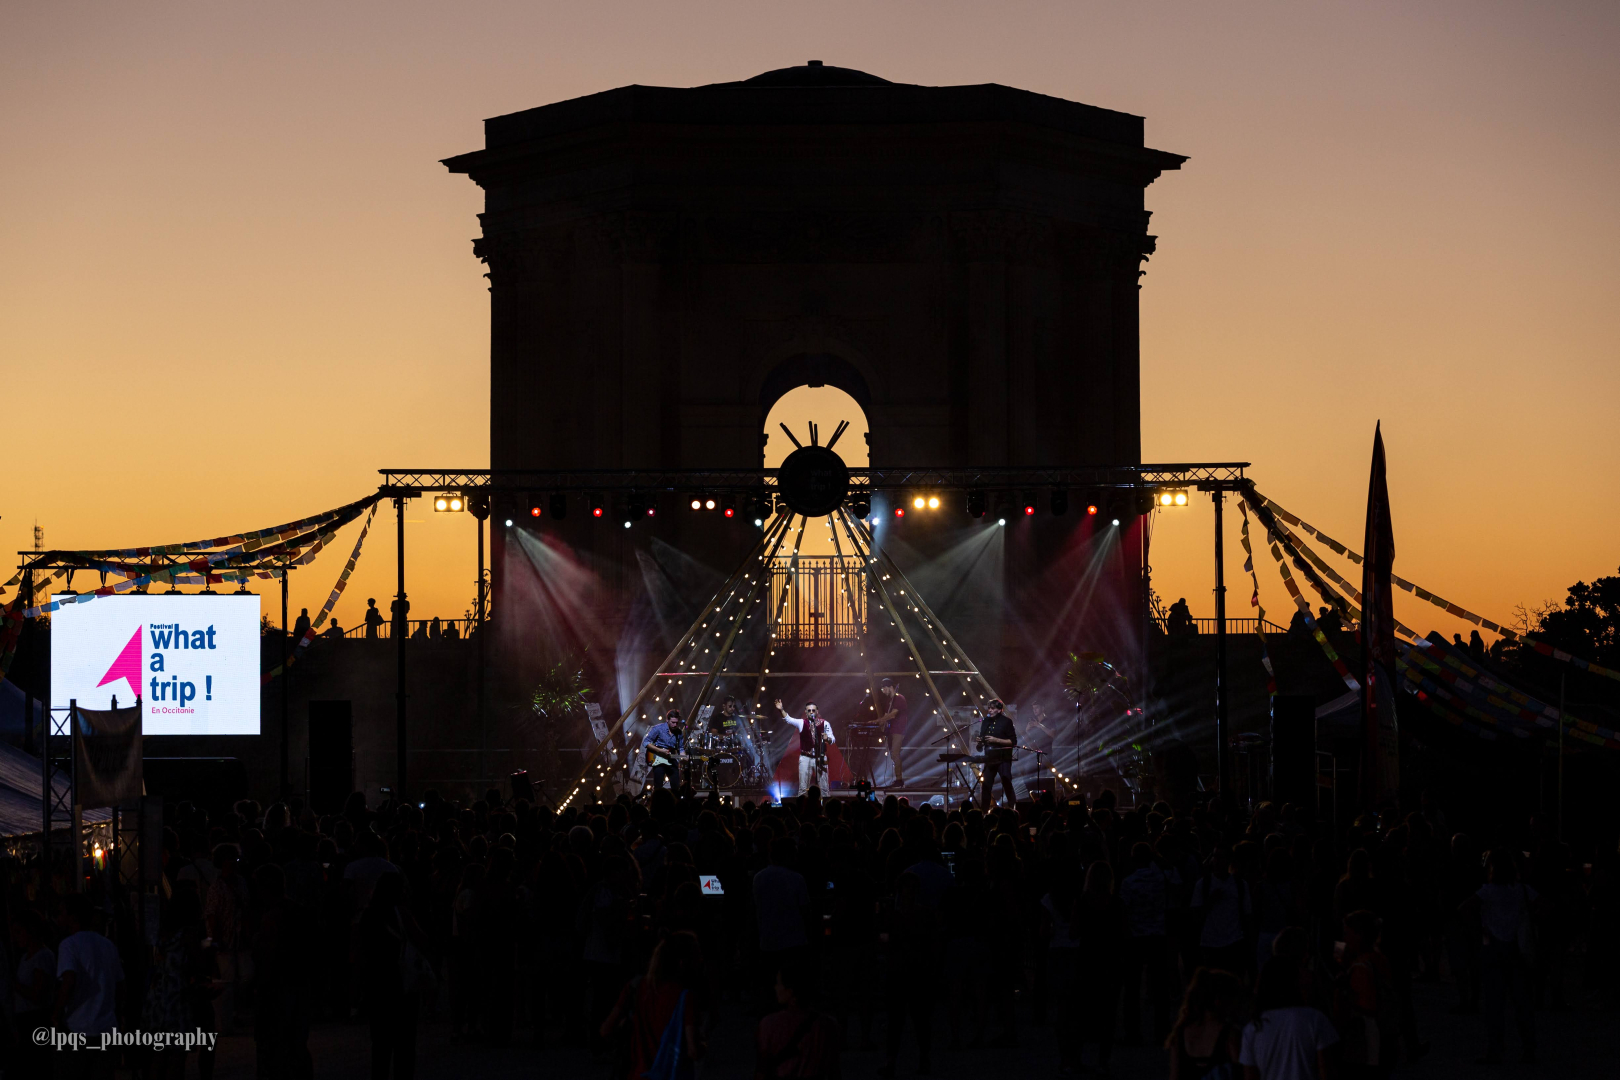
[308,700,353,814]
[1270,695,1316,811]
[1026,777,1057,800]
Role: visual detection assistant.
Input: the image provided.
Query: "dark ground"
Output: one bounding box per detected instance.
[180,967,1618,1080]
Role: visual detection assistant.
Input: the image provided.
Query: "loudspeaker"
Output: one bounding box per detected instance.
[1270,695,1316,810]
[308,700,353,814]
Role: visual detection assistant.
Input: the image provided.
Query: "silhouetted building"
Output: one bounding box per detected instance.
[445,63,1185,721]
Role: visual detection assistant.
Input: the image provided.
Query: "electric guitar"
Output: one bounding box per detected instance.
[646,744,680,769]
[811,721,830,772]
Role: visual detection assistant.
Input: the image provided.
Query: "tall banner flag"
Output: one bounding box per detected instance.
[1361,423,1400,810]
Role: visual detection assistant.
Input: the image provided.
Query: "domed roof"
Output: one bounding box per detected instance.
[727,61,894,88]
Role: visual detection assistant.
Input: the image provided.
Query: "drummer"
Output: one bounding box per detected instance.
[716,696,745,743]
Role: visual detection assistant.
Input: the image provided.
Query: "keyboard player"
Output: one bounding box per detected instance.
[977,699,1017,809]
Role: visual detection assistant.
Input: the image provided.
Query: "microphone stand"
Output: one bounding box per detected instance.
[1019,743,1062,798]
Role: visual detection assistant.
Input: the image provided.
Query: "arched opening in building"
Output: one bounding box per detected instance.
[763,382,867,560]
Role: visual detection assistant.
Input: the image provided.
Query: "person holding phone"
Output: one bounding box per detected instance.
[775,700,835,796]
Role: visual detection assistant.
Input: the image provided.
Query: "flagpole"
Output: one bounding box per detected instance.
[1213,492,1229,800]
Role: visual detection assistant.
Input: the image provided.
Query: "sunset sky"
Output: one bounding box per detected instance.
[4,1,1617,645]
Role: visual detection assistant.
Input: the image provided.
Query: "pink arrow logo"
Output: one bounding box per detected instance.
[97,626,143,700]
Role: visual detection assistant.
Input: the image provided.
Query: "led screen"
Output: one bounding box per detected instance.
[51,594,261,735]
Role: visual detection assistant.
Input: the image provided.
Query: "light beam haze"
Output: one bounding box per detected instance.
[3,1,1616,644]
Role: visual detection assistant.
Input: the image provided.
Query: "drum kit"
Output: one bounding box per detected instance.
[683,714,773,789]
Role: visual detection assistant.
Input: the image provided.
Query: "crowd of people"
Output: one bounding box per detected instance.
[5,780,1619,1080]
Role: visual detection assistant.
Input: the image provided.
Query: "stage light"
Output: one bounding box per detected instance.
[1158,487,1189,507]
[1086,502,1100,517]
[721,497,735,518]
[1050,489,1068,516]
[1021,492,1037,516]
[927,495,940,509]
[433,493,465,513]
[690,498,703,511]
[704,497,716,511]
[1111,517,1121,526]
[895,506,906,518]
[965,490,986,518]
[913,495,926,510]
[529,502,542,518]
[504,518,513,527]
[550,492,567,519]
[590,495,605,519]
[850,493,871,518]
[997,517,1006,527]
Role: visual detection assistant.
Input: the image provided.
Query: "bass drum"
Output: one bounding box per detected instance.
[706,752,744,789]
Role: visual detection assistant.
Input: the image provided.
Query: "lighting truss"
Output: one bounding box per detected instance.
[379,462,1250,498]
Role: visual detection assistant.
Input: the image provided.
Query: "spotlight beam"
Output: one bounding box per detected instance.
[837,507,1003,755]
[826,503,881,710]
[685,517,794,721]
[557,509,792,806]
[836,509,964,757]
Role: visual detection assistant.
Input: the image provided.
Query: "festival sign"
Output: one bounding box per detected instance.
[52,594,261,735]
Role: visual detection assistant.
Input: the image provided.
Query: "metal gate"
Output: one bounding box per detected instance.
[768,556,865,646]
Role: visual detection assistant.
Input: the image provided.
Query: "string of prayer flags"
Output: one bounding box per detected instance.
[1254,491,1620,684]
[1252,509,1360,691]
[262,499,379,683]
[1238,502,1277,698]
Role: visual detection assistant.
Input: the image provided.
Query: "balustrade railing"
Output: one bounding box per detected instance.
[768,556,865,647]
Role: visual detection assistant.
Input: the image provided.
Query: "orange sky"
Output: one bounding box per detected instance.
[4,1,1617,644]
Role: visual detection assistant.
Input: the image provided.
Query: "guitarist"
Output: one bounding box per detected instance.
[640,708,686,793]
[775,699,835,796]
[876,678,909,788]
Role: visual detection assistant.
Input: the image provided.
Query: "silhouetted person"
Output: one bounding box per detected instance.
[1469,629,1486,661]
[391,595,410,638]
[1317,606,1344,634]
[1288,608,1309,638]
[322,619,344,639]
[364,599,384,639]
[293,607,311,640]
[1167,598,1196,637]
[1073,863,1127,1071]
[1453,633,1468,653]
[52,894,124,1043]
[600,931,706,1080]
[1166,968,1244,1079]
[1459,851,1537,1064]
[977,699,1017,810]
[429,616,441,639]
[11,911,55,1079]
[357,872,428,1080]
[756,961,840,1080]
[879,872,937,1075]
[1240,954,1338,1079]
[875,678,908,787]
